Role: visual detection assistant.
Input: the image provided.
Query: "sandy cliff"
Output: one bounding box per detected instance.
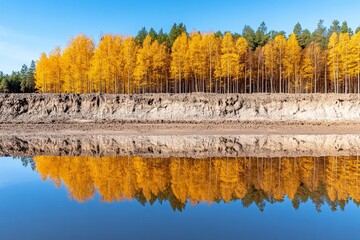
[1,93,360,123]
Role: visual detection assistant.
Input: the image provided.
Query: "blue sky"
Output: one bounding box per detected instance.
[0,0,359,74]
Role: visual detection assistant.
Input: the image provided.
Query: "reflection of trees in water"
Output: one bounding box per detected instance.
[19,157,36,170]
[31,156,360,212]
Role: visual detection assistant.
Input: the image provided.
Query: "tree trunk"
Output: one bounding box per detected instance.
[209,48,212,93]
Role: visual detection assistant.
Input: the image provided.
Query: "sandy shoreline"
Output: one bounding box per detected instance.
[2,121,360,136]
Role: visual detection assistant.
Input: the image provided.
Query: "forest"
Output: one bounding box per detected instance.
[0,61,35,93]
[33,155,360,212]
[34,20,360,94]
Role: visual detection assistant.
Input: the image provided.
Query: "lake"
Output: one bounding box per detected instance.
[1,135,360,239]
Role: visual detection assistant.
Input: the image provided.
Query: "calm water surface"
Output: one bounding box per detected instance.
[1,155,360,240]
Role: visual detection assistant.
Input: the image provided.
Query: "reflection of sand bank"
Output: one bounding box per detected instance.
[2,134,360,157]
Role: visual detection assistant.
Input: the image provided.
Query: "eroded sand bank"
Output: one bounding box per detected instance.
[2,93,360,123]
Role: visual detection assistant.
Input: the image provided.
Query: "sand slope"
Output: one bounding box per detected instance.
[1,93,360,123]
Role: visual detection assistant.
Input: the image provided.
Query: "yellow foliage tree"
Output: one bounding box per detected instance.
[189,32,205,92]
[285,33,301,92]
[171,32,189,93]
[274,34,287,93]
[89,34,123,93]
[235,37,249,92]
[350,31,360,93]
[301,42,321,93]
[201,33,218,93]
[134,35,153,93]
[219,32,239,93]
[48,47,65,93]
[62,34,94,93]
[35,53,49,92]
[123,37,138,94]
[263,40,275,93]
[151,40,169,93]
[338,32,351,93]
[328,33,340,93]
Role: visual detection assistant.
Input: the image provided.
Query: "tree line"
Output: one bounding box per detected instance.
[0,61,35,93]
[35,20,360,94]
[34,155,360,212]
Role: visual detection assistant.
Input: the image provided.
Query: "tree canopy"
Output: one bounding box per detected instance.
[0,20,355,94]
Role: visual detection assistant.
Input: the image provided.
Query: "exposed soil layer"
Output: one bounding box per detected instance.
[1,93,360,123]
